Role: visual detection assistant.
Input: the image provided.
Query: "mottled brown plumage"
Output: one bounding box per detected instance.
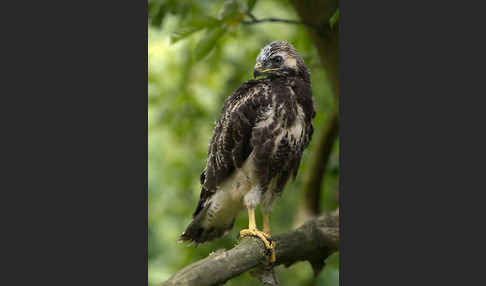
[179,41,315,244]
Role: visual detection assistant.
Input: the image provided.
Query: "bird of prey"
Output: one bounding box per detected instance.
[178,41,315,262]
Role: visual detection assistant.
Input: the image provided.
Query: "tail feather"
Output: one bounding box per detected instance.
[178,206,236,244]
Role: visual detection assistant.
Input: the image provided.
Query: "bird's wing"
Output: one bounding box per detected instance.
[193,79,272,217]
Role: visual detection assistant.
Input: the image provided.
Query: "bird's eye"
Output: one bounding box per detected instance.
[272,56,283,64]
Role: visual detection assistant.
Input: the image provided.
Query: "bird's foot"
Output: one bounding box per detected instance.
[239,229,276,263]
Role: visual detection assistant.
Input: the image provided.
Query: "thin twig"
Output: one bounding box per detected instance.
[242,12,322,32]
[246,12,257,22]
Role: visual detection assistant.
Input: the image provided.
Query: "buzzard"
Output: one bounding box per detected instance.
[179,41,315,262]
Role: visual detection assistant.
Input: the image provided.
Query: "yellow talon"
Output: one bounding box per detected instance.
[239,208,276,263]
[239,229,276,263]
[269,240,276,263]
[240,229,272,248]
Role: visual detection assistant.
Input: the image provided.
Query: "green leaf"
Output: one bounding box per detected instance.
[316,266,339,286]
[247,0,258,12]
[170,16,221,44]
[218,0,241,22]
[148,1,165,28]
[315,252,339,286]
[329,8,340,29]
[325,252,339,268]
[170,28,199,44]
[194,27,226,62]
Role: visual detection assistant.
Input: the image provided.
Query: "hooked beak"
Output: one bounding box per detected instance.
[253,62,262,78]
[253,62,281,78]
[253,69,261,78]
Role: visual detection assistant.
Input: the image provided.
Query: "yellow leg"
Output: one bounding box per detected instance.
[263,212,271,235]
[249,207,257,230]
[262,212,275,263]
[239,208,276,263]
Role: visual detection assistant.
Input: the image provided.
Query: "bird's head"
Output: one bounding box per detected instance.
[253,40,309,81]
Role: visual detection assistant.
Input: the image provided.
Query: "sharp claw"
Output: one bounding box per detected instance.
[239,228,276,263]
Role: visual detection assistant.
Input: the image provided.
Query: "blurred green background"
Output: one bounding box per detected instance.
[148,0,339,285]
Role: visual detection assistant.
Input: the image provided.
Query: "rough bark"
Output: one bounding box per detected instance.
[162,212,339,286]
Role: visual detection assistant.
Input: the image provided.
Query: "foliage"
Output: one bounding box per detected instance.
[329,8,339,29]
[316,252,339,286]
[148,1,339,285]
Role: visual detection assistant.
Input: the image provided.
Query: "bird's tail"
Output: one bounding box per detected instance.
[178,204,236,245]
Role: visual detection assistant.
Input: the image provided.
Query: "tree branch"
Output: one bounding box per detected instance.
[241,12,322,33]
[162,212,339,286]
